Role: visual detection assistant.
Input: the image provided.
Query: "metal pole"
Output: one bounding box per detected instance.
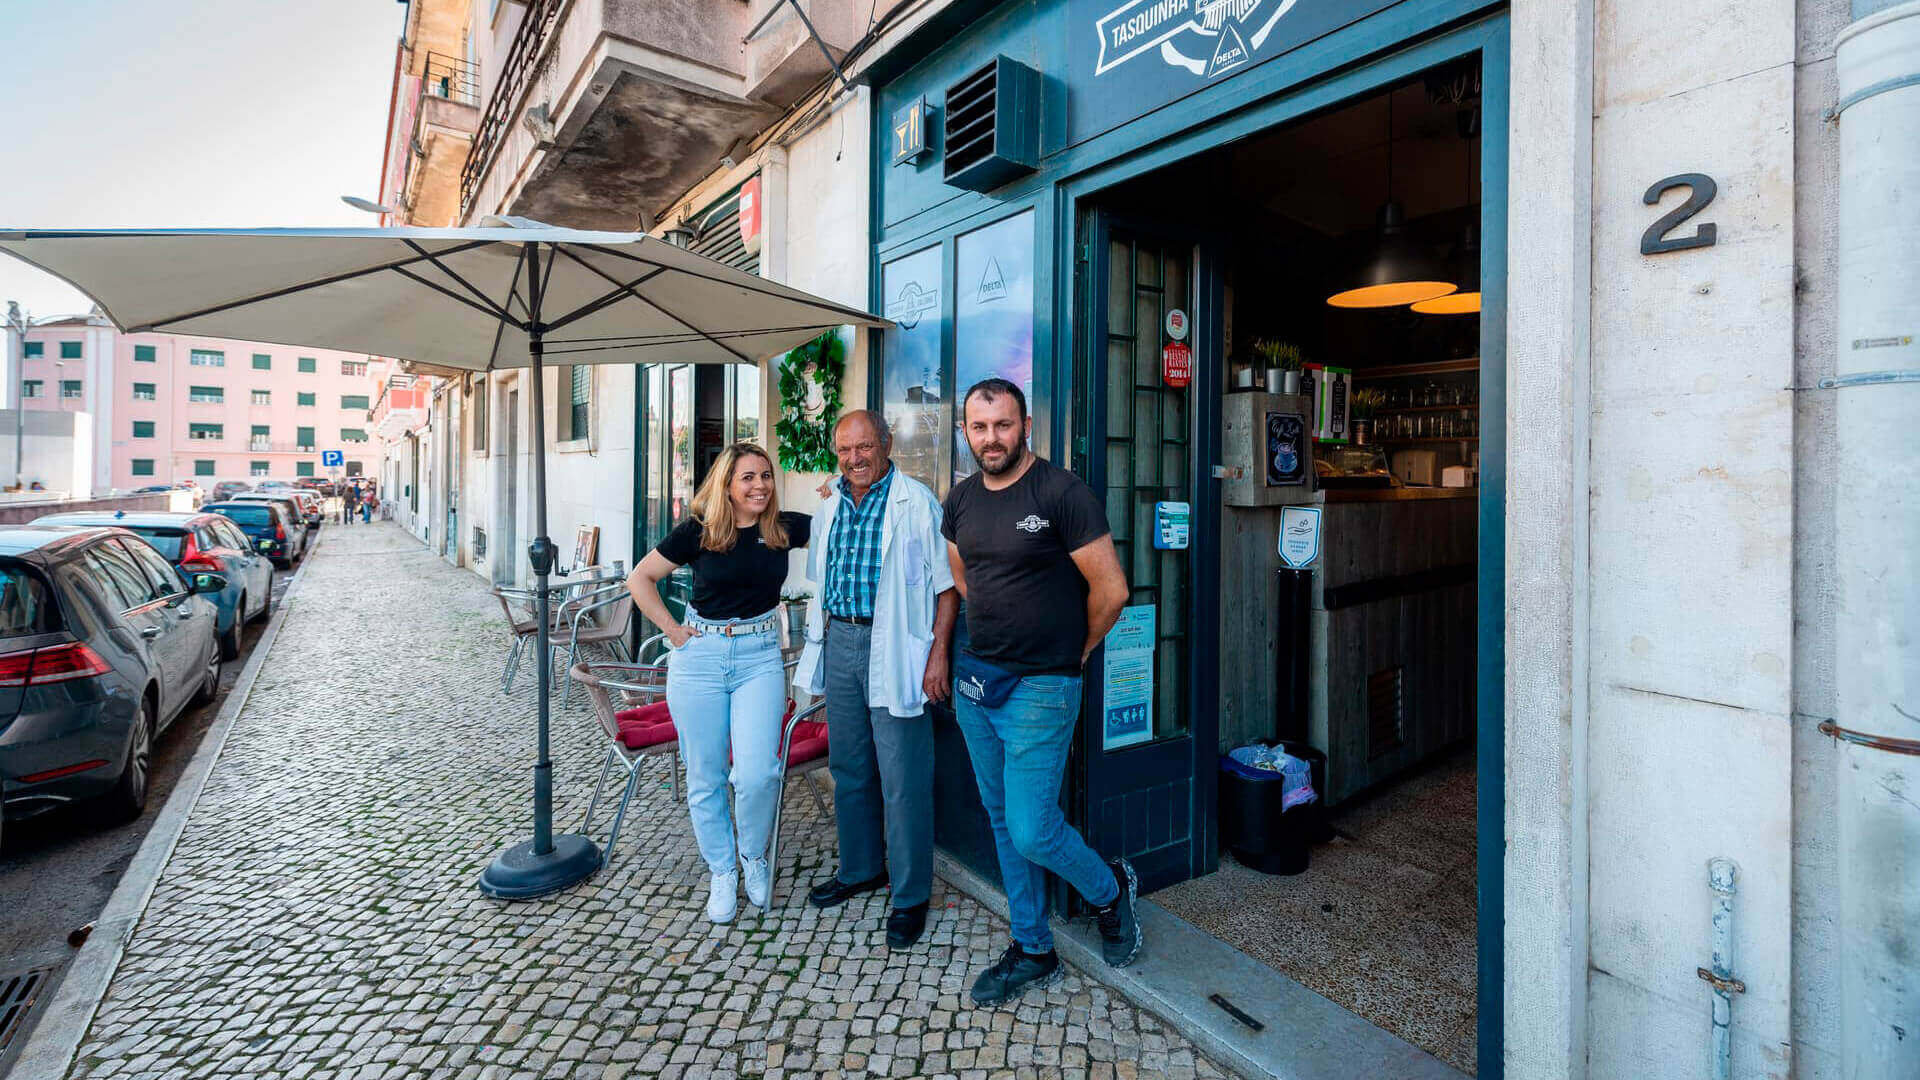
[6,301,24,491]
[1701,858,1741,1080]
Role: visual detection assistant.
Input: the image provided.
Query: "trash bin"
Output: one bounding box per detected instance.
[1275,740,1333,845]
[1218,743,1320,875]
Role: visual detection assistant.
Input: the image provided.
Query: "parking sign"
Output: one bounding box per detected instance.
[321,450,344,467]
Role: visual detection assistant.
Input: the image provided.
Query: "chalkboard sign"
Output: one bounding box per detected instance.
[1265,411,1307,486]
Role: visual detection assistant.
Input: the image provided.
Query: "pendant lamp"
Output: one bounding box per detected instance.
[1327,88,1457,309]
[1411,132,1482,315]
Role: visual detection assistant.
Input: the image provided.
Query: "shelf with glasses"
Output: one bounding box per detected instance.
[1379,436,1480,444]
[1376,403,1479,414]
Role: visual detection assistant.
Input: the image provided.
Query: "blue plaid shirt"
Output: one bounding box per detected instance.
[823,465,894,619]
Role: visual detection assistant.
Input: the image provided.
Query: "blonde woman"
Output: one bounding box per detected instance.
[628,443,810,923]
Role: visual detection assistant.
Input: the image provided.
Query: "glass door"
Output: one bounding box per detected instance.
[1074,208,1221,895]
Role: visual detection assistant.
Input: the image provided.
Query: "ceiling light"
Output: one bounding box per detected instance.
[1411,292,1481,314]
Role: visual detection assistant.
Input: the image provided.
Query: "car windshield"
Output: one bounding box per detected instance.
[212,505,274,526]
[126,528,188,560]
[0,563,55,638]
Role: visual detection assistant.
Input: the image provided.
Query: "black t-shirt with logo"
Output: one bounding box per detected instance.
[942,456,1111,675]
[655,511,810,620]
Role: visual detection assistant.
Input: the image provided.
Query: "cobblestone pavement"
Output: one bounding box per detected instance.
[60,523,1237,1080]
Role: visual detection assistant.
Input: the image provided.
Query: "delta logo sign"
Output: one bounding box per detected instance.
[1093,0,1300,81]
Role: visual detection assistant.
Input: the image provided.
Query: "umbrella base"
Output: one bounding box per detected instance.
[477,834,602,900]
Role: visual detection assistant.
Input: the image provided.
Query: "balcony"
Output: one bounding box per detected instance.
[371,380,431,442]
[384,52,481,228]
[460,0,860,229]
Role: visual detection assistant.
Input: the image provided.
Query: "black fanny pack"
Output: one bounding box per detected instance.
[953,650,1023,709]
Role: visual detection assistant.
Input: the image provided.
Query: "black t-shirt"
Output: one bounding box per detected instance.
[942,456,1111,675]
[654,511,811,620]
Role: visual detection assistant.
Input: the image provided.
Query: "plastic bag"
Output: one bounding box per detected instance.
[1223,744,1318,808]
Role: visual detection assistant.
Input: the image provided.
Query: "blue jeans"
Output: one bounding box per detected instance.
[665,613,786,875]
[953,674,1119,952]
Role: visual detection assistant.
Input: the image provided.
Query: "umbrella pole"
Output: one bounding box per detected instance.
[478,244,603,899]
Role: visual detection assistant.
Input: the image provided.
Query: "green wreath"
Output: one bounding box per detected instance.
[775,328,846,473]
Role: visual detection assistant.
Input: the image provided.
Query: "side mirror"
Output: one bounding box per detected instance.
[190,573,229,595]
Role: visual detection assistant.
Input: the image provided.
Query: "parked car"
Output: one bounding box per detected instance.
[0,526,225,827]
[131,485,173,495]
[32,512,273,660]
[210,481,251,501]
[294,477,336,498]
[234,490,321,535]
[204,501,305,568]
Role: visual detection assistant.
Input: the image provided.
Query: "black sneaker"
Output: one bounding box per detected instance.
[969,943,1060,1006]
[1095,858,1142,967]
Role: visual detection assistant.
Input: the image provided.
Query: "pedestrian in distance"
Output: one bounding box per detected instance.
[340,484,359,525]
[942,377,1138,1006]
[627,442,811,924]
[792,410,958,951]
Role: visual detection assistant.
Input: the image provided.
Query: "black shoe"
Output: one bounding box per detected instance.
[1095,858,1142,967]
[807,871,888,909]
[885,902,929,950]
[969,943,1060,1007]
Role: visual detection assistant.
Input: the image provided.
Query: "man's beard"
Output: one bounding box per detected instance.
[974,439,1025,476]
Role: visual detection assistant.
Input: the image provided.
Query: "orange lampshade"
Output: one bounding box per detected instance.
[1411,291,1481,314]
[1330,281,1459,308]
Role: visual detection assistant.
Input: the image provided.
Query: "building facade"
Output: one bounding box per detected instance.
[374,0,1919,1077]
[5,313,383,490]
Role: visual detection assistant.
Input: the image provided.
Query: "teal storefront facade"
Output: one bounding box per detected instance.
[866,1,1509,1073]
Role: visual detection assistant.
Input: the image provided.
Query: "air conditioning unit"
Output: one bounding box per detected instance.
[942,55,1040,193]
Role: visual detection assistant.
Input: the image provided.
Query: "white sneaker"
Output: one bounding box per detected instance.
[741,856,771,908]
[707,870,739,924]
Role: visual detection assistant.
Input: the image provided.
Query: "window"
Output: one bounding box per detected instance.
[347,461,364,477]
[251,389,271,406]
[133,344,156,363]
[119,539,185,601]
[252,353,272,370]
[731,367,760,443]
[132,382,156,401]
[297,357,316,374]
[250,425,270,449]
[194,459,216,476]
[879,245,946,489]
[471,377,489,452]
[341,359,368,376]
[132,420,155,439]
[340,394,370,411]
[60,380,83,399]
[297,392,316,407]
[296,426,315,450]
[188,423,223,440]
[188,385,224,403]
[22,342,42,358]
[296,461,315,478]
[189,349,225,367]
[21,380,41,399]
[82,544,153,611]
[340,428,368,443]
[250,461,270,477]
[952,210,1034,485]
[60,341,82,360]
[131,458,155,477]
[567,366,590,441]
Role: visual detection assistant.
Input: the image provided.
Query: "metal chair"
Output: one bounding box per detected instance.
[766,696,832,907]
[570,633,675,860]
[491,564,627,694]
[551,583,636,705]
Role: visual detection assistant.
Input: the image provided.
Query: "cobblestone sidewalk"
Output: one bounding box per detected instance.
[59,523,1236,1080]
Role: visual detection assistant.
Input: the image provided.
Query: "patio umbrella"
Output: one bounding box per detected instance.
[1,223,888,899]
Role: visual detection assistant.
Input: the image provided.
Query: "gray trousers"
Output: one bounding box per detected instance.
[823,618,934,908]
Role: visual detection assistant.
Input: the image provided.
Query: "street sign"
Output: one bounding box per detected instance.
[321,449,344,467]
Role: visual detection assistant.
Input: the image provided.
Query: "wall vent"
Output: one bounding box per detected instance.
[1367,665,1406,759]
[472,526,487,559]
[942,55,1039,193]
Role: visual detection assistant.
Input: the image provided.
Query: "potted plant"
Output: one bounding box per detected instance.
[1253,339,1305,394]
[779,588,813,650]
[1349,388,1385,445]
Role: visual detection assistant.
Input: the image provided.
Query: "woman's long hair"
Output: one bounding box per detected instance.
[689,442,789,553]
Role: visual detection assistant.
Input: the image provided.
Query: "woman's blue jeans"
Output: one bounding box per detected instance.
[665,614,786,876]
[953,674,1120,952]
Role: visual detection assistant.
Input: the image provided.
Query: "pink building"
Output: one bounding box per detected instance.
[8,311,385,491]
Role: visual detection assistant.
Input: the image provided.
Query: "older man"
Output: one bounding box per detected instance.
[794,410,958,950]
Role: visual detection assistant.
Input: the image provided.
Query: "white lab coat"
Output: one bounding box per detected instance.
[793,469,954,717]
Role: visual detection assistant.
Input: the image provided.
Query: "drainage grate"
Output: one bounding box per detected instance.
[0,966,53,1052]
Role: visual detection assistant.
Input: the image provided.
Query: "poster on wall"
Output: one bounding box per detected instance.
[881,246,946,489]
[1102,605,1156,751]
[1066,0,1401,146]
[953,210,1035,484]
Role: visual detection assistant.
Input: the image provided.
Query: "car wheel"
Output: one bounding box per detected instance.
[108,700,155,822]
[220,602,243,660]
[192,645,220,707]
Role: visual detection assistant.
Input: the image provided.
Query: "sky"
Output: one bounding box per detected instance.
[1,0,408,320]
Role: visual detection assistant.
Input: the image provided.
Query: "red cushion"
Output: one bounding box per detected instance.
[786,721,829,766]
[614,702,677,750]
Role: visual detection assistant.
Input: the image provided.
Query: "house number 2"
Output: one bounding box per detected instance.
[1641,173,1718,255]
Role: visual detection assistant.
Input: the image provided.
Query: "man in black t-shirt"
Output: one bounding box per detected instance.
[942,378,1138,1007]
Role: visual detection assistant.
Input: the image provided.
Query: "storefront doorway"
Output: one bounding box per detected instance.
[1069,61,1491,1073]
